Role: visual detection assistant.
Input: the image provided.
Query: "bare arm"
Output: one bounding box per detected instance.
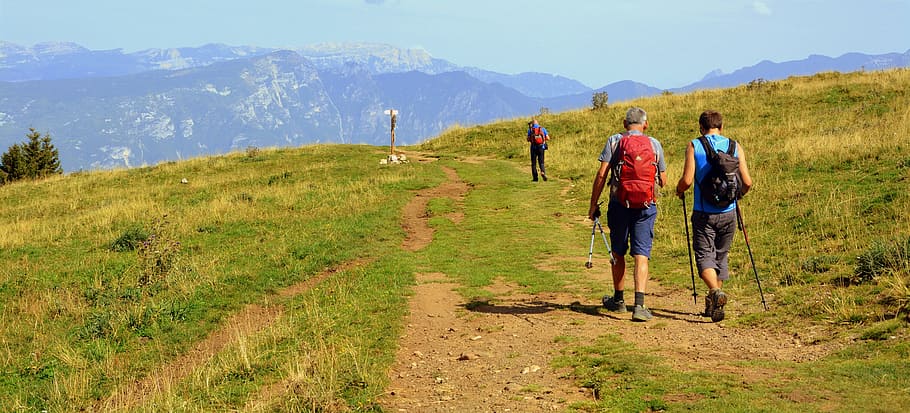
[675,141,696,198]
[737,144,753,196]
[657,170,668,188]
[589,161,610,219]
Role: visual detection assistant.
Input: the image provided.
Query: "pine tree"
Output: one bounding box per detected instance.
[24,128,63,178]
[0,128,62,184]
[0,144,26,183]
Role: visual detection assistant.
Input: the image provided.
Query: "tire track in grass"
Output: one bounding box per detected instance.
[400,166,469,252]
[243,163,468,411]
[100,258,372,411]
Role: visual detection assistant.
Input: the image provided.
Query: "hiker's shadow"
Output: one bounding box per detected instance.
[464,299,711,323]
[462,299,564,315]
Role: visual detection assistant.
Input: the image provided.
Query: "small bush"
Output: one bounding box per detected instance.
[853,237,910,284]
[110,226,149,252]
[591,91,609,110]
[747,78,769,90]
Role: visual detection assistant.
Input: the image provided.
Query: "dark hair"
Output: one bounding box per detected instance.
[699,110,723,130]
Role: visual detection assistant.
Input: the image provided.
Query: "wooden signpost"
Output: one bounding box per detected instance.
[384,109,398,155]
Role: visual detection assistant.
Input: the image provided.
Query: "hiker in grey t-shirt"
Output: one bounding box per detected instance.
[588,107,668,322]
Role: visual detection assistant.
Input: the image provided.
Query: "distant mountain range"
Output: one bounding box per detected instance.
[1,41,908,171]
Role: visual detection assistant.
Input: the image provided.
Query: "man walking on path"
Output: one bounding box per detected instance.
[676,110,754,322]
[588,107,668,322]
[527,118,550,181]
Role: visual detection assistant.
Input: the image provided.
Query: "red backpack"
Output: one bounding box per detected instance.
[530,126,545,144]
[611,134,658,208]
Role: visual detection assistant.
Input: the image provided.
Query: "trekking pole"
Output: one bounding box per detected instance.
[595,218,615,265]
[585,218,597,269]
[585,203,615,268]
[682,196,697,305]
[735,202,769,311]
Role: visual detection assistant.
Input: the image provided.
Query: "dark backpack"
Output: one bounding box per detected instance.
[530,126,545,144]
[611,134,658,208]
[697,136,741,208]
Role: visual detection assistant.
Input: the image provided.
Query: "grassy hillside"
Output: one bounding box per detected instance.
[0,68,908,411]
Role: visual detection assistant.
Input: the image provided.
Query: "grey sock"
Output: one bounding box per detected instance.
[634,292,645,306]
[613,290,624,302]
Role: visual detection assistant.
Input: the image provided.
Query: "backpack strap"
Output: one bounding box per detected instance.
[698,135,738,160]
[697,135,718,165]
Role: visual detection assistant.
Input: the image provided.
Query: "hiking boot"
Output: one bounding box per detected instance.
[602,296,627,313]
[702,293,714,317]
[707,289,728,322]
[632,305,653,322]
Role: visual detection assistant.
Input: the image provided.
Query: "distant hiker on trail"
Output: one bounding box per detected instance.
[588,107,668,322]
[675,110,753,322]
[526,118,550,182]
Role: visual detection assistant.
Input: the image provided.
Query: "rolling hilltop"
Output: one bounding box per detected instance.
[0,68,908,411]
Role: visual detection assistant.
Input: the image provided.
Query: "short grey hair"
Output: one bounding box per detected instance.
[625,107,647,124]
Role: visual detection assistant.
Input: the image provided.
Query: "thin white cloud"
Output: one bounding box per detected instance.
[753,1,773,16]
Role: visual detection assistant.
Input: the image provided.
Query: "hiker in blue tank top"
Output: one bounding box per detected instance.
[588,107,668,322]
[526,118,550,181]
[675,110,753,322]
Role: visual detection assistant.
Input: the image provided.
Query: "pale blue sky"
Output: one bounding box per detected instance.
[1,0,907,89]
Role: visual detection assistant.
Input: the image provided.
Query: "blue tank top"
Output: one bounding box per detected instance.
[693,134,738,213]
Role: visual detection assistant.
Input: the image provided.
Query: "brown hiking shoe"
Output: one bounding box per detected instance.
[702,293,713,317]
[707,289,727,322]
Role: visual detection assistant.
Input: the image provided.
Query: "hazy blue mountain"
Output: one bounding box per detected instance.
[677,50,910,91]
[0,41,146,81]
[0,51,343,170]
[462,68,592,99]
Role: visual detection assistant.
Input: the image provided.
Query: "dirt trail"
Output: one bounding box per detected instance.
[380,160,844,412]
